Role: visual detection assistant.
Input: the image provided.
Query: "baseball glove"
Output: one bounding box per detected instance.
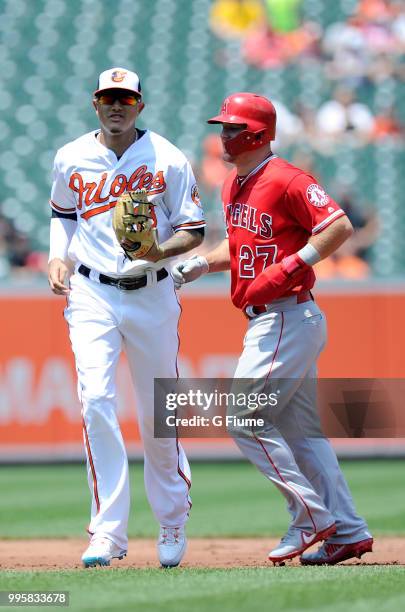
[112,189,158,260]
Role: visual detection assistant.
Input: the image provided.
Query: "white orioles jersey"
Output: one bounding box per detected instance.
[50,129,206,276]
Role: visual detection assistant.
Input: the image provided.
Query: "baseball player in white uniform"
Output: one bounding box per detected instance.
[48,68,205,568]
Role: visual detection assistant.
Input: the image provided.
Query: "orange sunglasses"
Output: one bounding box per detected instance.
[97,93,140,106]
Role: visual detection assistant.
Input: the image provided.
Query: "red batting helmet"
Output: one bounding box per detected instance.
[207,92,276,156]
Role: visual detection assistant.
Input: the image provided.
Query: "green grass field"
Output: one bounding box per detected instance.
[1,567,405,612]
[0,460,404,611]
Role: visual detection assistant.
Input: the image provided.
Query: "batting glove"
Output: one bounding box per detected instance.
[171,255,209,289]
[245,253,310,305]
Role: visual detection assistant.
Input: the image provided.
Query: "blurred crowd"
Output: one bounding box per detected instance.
[0,212,46,282]
[275,86,404,154]
[1,0,403,282]
[201,0,405,278]
[210,0,405,153]
[210,0,405,72]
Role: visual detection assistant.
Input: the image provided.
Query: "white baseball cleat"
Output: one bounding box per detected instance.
[81,536,127,568]
[157,526,187,568]
[268,523,336,565]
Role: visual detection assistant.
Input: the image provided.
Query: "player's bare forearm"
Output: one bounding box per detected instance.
[143,229,204,262]
[206,238,231,272]
[309,216,354,260]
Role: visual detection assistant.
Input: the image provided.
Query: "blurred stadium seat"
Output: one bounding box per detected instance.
[0,0,403,276]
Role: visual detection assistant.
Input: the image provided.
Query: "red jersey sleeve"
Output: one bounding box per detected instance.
[284,173,346,234]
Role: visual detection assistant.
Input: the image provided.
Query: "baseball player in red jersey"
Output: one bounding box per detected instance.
[172,92,373,565]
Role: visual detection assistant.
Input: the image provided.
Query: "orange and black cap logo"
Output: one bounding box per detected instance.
[111,70,127,83]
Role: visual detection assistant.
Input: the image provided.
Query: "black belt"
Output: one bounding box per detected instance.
[245,291,314,319]
[78,264,168,290]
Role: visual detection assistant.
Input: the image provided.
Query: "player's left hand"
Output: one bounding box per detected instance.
[137,241,164,263]
[113,189,160,261]
[245,254,310,305]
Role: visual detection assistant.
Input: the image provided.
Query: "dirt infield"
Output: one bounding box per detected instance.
[0,537,404,570]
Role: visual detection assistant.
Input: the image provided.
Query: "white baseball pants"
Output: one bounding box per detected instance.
[233,297,371,542]
[65,271,191,550]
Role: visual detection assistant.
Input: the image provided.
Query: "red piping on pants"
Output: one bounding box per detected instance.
[172,284,192,508]
[82,415,100,514]
[251,311,317,532]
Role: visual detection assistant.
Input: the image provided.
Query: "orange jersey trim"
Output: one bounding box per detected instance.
[173,221,206,231]
[50,199,76,214]
[80,201,118,220]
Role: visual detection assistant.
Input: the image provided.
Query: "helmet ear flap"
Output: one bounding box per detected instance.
[222,126,273,156]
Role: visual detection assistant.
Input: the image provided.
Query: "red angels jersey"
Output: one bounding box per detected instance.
[50,129,205,276]
[223,155,346,309]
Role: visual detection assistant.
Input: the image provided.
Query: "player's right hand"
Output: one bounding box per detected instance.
[171,255,209,289]
[48,258,70,295]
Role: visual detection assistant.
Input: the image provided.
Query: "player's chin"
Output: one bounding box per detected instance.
[108,125,125,135]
